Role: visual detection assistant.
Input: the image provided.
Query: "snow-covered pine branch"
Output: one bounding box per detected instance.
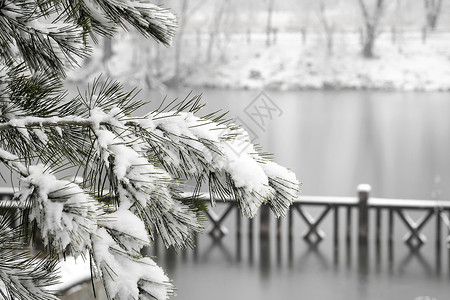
[0,72,299,298]
[81,0,177,45]
[137,108,299,218]
[14,161,174,299]
[0,209,59,300]
[2,80,299,219]
[0,0,176,75]
[0,0,299,299]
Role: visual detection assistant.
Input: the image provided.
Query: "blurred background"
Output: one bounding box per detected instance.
[65,1,450,299]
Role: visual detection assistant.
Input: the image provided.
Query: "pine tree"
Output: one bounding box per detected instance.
[0,0,299,299]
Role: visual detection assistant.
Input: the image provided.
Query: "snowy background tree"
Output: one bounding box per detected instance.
[0,0,299,299]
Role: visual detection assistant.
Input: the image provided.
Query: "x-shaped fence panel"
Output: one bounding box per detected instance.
[293,204,332,244]
[396,208,435,250]
[205,202,236,239]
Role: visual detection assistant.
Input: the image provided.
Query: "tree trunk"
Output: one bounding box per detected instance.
[358,0,384,58]
[391,26,396,44]
[301,27,307,45]
[206,1,228,63]
[174,0,189,85]
[318,2,335,56]
[362,25,375,58]
[425,0,443,30]
[266,0,274,47]
[422,25,428,44]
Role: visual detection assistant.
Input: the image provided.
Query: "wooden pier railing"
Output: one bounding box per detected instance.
[1,184,450,254]
[3,184,449,296]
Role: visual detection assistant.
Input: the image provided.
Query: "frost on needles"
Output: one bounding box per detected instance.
[0,0,300,299]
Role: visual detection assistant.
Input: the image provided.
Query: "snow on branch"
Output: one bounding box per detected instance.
[0,0,88,75]
[0,86,299,237]
[17,164,99,256]
[92,227,172,300]
[0,147,28,176]
[92,125,203,248]
[0,82,299,299]
[138,111,300,218]
[0,210,59,300]
[81,0,177,46]
[0,0,176,76]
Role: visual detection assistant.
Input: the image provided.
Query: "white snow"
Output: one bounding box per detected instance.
[19,165,98,256]
[150,111,299,217]
[357,183,372,193]
[98,207,150,245]
[32,128,49,144]
[72,31,450,91]
[92,227,171,300]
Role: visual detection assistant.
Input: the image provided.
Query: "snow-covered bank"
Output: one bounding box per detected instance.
[68,31,450,92]
[185,32,450,91]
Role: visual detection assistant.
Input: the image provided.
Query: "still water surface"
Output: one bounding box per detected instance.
[140,89,450,300]
[142,89,450,199]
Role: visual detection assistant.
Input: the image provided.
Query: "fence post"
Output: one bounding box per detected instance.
[260,204,271,276]
[358,184,371,247]
[260,204,271,239]
[357,184,371,274]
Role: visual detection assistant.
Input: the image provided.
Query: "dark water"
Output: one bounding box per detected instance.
[139,89,450,300]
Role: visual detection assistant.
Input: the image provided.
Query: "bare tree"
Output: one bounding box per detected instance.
[317,1,336,56]
[171,0,208,85]
[266,0,275,47]
[424,0,443,30]
[357,0,384,58]
[173,0,189,85]
[206,0,229,63]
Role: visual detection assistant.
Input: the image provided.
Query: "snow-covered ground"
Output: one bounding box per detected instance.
[184,31,450,91]
[68,31,450,92]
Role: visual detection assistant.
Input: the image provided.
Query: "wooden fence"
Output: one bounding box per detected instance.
[2,184,450,253]
[190,183,450,273]
[2,184,450,266]
[2,184,450,294]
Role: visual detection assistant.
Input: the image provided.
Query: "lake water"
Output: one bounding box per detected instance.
[139,88,450,300]
[141,88,450,199]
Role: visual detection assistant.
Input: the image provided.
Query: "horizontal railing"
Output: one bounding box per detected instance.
[2,185,450,252]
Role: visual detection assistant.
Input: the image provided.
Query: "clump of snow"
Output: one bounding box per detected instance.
[92,227,171,300]
[357,183,372,193]
[32,128,49,144]
[18,165,99,256]
[98,207,150,248]
[150,111,299,217]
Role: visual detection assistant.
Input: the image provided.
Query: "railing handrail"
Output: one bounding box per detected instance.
[3,188,449,210]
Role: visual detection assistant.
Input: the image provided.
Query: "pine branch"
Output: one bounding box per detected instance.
[0,209,59,300]
[0,0,300,295]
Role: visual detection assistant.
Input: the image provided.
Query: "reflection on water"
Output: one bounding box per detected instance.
[151,209,450,300]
